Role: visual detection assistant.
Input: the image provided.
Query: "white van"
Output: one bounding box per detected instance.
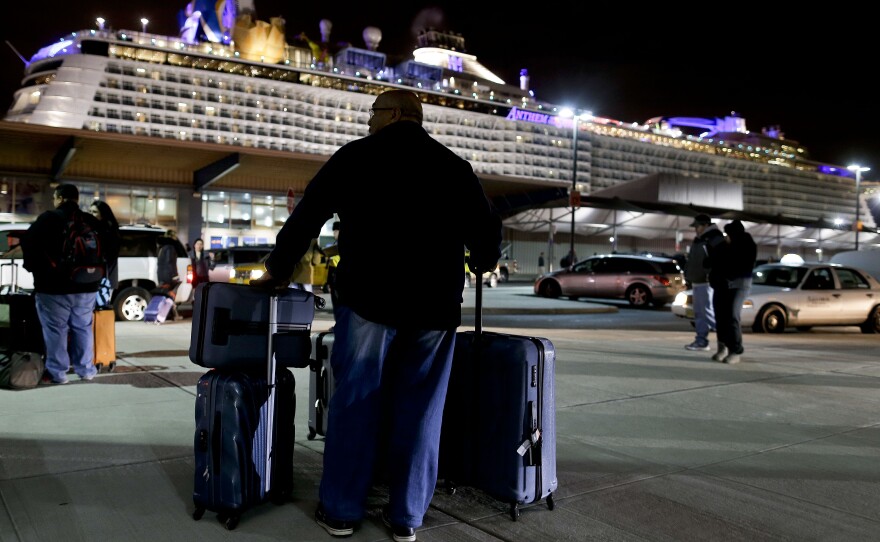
[1,223,191,321]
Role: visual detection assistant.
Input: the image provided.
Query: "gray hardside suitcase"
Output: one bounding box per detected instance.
[307,331,336,440]
[440,268,557,520]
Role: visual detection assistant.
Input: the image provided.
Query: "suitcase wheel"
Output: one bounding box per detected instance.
[192,506,204,521]
[444,480,456,496]
[307,427,316,440]
[95,363,104,373]
[108,361,116,373]
[218,513,239,530]
[547,493,555,510]
[509,503,520,521]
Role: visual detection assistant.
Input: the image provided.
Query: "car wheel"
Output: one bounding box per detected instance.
[626,284,652,307]
[756,305,786,333]
[115,286,150,321]
[486,273,499,288]
[859,306,880,334]
[540,281,561,298]
[499,267,509,283]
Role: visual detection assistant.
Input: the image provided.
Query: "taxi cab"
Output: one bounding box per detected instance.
[672,261,880,333]
[230,252,330,290]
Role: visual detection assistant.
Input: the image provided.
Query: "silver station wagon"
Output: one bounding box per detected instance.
[534,253,686,307]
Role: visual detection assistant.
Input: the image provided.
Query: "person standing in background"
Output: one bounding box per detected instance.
[89,200,120,309]
[157,229,182,321]
[711,220,756,365]
[188,238,212,291]
[683,214,723,352]
[537,251,546,276]
[22,183,102,384]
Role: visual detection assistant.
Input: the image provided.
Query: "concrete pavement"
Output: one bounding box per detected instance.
[2,285,879,541]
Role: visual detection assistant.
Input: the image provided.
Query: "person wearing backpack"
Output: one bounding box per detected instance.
[21,183,105,384]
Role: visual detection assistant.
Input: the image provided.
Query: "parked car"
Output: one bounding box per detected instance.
[1,224,191,322]
[672,262,880,333]
[534,253,685,307]
[207,244,275,283]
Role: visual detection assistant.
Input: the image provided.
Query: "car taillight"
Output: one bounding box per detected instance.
[653,275,671,286]
[186,264,193,284]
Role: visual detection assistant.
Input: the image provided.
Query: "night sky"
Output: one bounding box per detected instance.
[2,1,876,180]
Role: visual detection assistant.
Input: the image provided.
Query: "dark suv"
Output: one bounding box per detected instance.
[533,253,686,307]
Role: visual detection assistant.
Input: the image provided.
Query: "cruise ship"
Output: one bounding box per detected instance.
[2,1,877,269]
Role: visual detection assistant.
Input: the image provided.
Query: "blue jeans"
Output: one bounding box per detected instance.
[34,292,97,382]
[692,283,715,345]
[319,304,455,529]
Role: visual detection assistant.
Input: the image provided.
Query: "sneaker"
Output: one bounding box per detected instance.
[80,374,95,381]
[315,505,354,537]
[40,372,69,385]
[723,353,742,364]
[382,507,416,542]
[711,347,729,362]
[685,341,710,351]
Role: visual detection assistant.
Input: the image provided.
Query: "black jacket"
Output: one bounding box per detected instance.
[265,120,502,329]
[157,237,180,286]
[22,201,103,294]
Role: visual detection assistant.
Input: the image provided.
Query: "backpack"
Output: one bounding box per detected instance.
[60,211,105,284]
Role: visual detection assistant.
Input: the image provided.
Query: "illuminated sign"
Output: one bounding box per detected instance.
[505,107,572,129]
[447,56,463,72]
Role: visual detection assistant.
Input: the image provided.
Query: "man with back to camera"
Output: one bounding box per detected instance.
[684,214,724,351]
[21,183,103,384]
[251,89,502,541]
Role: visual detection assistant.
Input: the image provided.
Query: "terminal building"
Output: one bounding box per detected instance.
[1,2,877,274]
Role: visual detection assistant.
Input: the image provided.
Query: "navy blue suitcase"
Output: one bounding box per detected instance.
[191,293,299,530]
[440,269,557,521]
[192,367,296,530]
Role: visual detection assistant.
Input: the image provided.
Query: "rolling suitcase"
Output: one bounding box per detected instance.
[440,266,557,521]
[192,295,296,530]
[189,283,315,369]
[307,331,336,440]
[144,294,174,324]
[92,308,116,372]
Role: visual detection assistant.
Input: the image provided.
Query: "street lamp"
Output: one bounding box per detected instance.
[847,164,870,250]
[141,18,149,34]
[561,108,590,265]
[96,17,105,31]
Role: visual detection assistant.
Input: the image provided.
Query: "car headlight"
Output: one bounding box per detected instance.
[229,269,236,279]
[673,292,688,306]
[250,269,264,280]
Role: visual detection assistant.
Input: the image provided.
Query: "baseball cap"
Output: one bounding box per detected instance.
[689,214,712,227]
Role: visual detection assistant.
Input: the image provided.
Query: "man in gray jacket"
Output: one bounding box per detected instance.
[684,214,724,351]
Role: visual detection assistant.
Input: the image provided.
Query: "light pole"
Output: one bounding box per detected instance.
[569,114,579,265]
[141,18,149,34]
[847,164,870,250]
[96,17,105,31]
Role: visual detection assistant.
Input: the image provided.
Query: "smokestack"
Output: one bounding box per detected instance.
[363,26,382,51]
[319,19,332,42]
